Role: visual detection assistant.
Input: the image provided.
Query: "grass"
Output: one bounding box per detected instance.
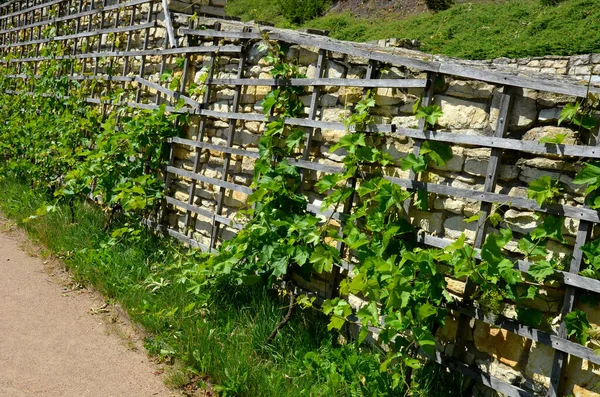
[227,0,600,60]
[0,175,469,396]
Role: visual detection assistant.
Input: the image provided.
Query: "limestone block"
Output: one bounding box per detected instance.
[436,314,459,343]
[446,278,466,296]
[446,79,495,100]
[338,86,363,105]
[247,43,268,64]
[233,130,261,147]
[519,166,583,194]
[517,157,577,172]
[411,211,444,234]
[434,197,465,215]
[491,88,537,131]
[537,91,575,107]
[524,341,553,388]
[539,108,562,123]
[522,126,578,145]
[499,165,520,181]
[464,158,488,177]
[503,209,537,234]
[435,95,489,129]
[320,94,339,107]
[429,146,464,173]
[298,46,319,65]
[474,321,528,367]
[392,115,419,130]
[326,61,346,79]
[563,355,600,397]
[444,216,476,240]
[382,140,411,162]
[223,190,248,208]
[476,358,524,385]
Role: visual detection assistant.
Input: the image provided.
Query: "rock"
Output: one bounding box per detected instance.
[326,61,346,79]
[503,209,537,234]
[298,46,319,65]
[338,86,364,105]
[444,216,476,240]
[436,314,459,342]
[247,43,268,64]
[524,342,553,388]
[522,126,578,145]
[491,88,537,131]
[412,211,444,234]
[446,79,495,99]
[435,95,489,130]
[430,146,464,172]
[446,277,466,296]
[464,158,488,177]
[392,115,419,130]
[434,198,465,215]
[537,91,576,107]
[539,108,562,123]
[474,321,528,368]
[517,157,576,172]
[518,166,583,195]
[375,87,407,106]
[563,355,600,397]
[499,165,520,181]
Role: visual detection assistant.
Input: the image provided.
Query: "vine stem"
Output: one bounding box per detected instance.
[264,286,295,345]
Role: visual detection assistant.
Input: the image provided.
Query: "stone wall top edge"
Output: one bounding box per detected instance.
[175,15,600,88]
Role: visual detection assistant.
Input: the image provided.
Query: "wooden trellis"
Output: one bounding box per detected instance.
[2,1,600,395]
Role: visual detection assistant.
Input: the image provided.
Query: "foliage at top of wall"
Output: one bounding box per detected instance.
[228,0,600,59]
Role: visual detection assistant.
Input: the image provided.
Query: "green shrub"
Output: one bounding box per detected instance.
[424,0,454,11]
[540,0,566,4]
[277,0,329,25]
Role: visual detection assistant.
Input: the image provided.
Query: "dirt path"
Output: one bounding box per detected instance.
[0,220,176,397]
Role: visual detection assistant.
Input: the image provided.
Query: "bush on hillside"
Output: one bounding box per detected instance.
[277,0,329,25]
[540,0,566,4]
[425,0,454,11]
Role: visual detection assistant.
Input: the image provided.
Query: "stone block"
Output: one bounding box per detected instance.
[446,79,495,100]
[523,126,578,145]
[412,211,444,234]
[430,146,464,172]
[435,95,489,129]
[444,216,476,240]
[491,87,537,131]
[503,209,537,234]
[474,321,528,368]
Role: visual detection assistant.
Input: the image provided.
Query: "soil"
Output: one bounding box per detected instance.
[328,0,500,21]
[0,217,178,397]
[329,0,429,20]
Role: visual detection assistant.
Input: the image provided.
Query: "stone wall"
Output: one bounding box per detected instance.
[158,15,600,397]
[4,1,598,393]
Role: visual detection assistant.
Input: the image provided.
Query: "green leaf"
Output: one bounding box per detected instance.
[558,102,580,126]
[415,104,443,129]
[417,303,438,322]
[527,175,561,207]
[565,310,591,345]
[527,260,555,282]
[540,133,567,144]
[400,153,427,173]
[309,245,338,273]
[421,141,453,166]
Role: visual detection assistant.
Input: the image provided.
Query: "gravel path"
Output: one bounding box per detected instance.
[0,220,176,397]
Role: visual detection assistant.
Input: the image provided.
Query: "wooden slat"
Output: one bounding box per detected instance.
[182,23,221,235]
[209,77,427,88]
[210,28,249,248]
[396,128,600,159]
[181,27,600,98]
[166,166,253,195]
